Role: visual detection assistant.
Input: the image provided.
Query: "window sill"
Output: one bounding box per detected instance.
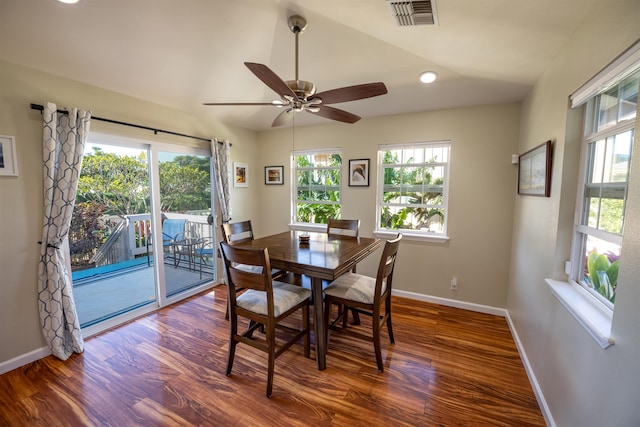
[373,230,449,243]
[289,223,327,233]
[546,278,614,349]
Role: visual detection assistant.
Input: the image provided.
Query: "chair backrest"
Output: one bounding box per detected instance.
[162,218,186,241]
[375,233,402,298]
[221,220,255,244]
[219,241,273,307]
[327,218,360,237]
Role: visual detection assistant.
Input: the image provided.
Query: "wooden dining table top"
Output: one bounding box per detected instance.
[237,229,381,370]
[245,230,382,280]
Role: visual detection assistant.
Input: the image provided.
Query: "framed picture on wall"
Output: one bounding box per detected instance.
[0,135,18,177]
[348,159,369,187]
[233,162,248,187]
[265,165,284,185]
[518,140,552,196]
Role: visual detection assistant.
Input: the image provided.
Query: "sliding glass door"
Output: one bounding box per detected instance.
[68,136,216,330]
[70,142,156,328]
[157,150,214,298]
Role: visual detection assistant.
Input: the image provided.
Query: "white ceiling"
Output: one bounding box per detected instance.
[0,0,596,131]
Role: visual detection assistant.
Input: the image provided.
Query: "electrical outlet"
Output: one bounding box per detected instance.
[450,276,458,291]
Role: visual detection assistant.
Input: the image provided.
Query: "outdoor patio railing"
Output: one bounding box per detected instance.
[90,212,213,268]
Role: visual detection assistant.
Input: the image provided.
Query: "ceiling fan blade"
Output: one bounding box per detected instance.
[203,102,279,106]
[272,109,294,127]
[245,62,297,99]
[310,105,361,124]
[311,82,388,105]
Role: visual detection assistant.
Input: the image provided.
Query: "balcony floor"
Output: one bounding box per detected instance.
[72,257,214,328]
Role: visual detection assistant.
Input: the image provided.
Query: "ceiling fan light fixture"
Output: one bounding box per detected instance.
[271,100,286,107]
[57,0,80,3]
[420,71,438,83]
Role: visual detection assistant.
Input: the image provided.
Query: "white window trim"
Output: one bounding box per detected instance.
[570,39,640,107]
[375,141,451,240]
[374,229,449,243]
[546,279,614,349]
[558,40,640,349]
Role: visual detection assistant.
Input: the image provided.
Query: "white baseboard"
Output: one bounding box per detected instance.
[392,289,508,317]
[504,312,555,427]
[0,346,51,375]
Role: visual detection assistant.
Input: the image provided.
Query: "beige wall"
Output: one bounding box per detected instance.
[256,104,521,307]
[509,1,640,425]
[0,61,259,364]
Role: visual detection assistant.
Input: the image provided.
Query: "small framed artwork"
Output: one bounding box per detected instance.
[518,140,552,197]
[0,135,18,177]
[265,165,284,185]
[349,159,369,187]
[233,162,248,187]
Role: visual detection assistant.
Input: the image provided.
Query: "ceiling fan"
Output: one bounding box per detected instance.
[203,15,388,127]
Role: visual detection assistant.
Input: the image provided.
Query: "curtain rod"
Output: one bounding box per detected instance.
[30,103,227,145]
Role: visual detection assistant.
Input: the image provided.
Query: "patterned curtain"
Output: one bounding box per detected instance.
[37,102,91,360]
[212,138,232,224]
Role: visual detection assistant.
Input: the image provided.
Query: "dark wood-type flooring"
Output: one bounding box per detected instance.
[0,285,545,426]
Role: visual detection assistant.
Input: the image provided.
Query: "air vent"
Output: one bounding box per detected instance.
[387,0,438,26]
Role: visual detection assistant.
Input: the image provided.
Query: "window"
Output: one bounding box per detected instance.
[292,149,342,225]
[376,142,450,238]
[571,69,639,309]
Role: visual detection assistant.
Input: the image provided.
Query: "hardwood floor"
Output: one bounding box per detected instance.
[0,286,545,426]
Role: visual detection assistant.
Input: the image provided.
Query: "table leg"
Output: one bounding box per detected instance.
[311,276,326,370]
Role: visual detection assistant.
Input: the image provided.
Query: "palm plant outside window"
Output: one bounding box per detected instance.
[572,69,639,307]
[377,142,450,235]
[293,150,342,224]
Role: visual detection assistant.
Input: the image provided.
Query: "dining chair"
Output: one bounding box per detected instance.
[323,233,402,372]
[220,220,285,319]
[327,218,361,326]
[327,218,360,239]
[219,241,311,398]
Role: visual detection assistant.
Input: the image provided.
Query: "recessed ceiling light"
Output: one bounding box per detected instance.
[57,0,80,4]
[419,71,438,84]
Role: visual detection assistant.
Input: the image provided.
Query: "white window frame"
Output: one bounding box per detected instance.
[570,96,634,308]
[549,40,640,349]
[374,141,451,243]
[290,148,342,231]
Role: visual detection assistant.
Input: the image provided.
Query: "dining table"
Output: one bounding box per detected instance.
[239,230,381,370]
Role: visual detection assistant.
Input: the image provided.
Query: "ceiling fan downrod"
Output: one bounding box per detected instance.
[285,15,316,103]
[288,15,307,82]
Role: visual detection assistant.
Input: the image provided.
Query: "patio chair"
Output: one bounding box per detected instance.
[162,218,186,265]
[195,238,215,279]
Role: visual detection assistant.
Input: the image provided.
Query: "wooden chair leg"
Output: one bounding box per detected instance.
[303,304,310,358]
[386,303,395,344]
[373,313,384,372]
[226,317,238,376]
[340,304,348,328]
[324,297,332,347]
[350,308,361,325]
[266,326,276,398]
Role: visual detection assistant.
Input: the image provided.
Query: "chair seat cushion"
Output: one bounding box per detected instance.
[233,263,283,278]
[233,263,263,274]
[323,272,386,304]
[237,281,311,317]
